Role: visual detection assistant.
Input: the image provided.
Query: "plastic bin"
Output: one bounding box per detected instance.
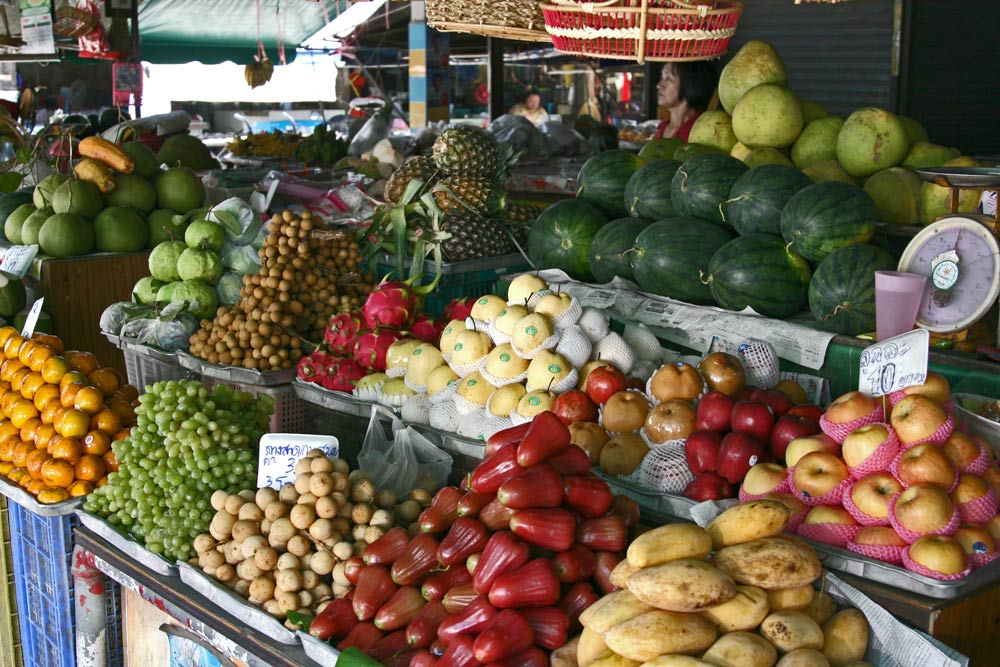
[120,341,197,392]
[1,497,22,667]
[8,504,122,667]
[201,378,309,434]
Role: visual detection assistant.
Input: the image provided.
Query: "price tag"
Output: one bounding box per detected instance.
[20,297,44,337]
[858,329,929,397]
[256,433,339,490]
[0,245,39,278]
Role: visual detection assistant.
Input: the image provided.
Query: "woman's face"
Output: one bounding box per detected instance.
[657,64,680,108]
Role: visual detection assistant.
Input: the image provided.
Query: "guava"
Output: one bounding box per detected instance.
[177,247,223,283]
[148,240,186,282]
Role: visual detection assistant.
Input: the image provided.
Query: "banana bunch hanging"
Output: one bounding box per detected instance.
[244,53,274,89]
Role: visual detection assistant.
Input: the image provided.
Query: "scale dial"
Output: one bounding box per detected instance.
[898,216,1000,334]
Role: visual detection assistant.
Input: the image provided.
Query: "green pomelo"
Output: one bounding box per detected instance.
[148,240,187,282]
[918,156,982,225]
[156,134,220,171]
[171,279,219,321]
[0,271,26,318]
[216,272,244,306]
[901,142,961,170]
[836,107,910,178]
[177,247,223,284]
[863,167,922,225]
[51,179,104,218]
[0,193,34,238]
[897,115,929,144]
[639,137,684,163]
[33,173,68,209]
[21,207,53,245]
[802,160,858,185]
[120,141,161,180]
[792,116,845,170]
[184,219,225,252]
[673,143,726,162]
[156,167,206,213]
[688,110,738,153]
[133,276,166,305]
[156,281,181,302]
[744,148,793,168]
[718,40,788,114]
[147,208,190,245]
[105,173,158,214]
[730,142,752,162]
[4,203,35,245]
[94,206,149,252]
[801,100,828,125]
[732,84,803,149]
[37,213,95,257]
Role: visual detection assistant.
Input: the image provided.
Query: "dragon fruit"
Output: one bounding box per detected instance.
[321,357,368,392]
[297,351,331,385]
[409,315,445,345]
[355,328,407,372]
[325,313,366,355]
[363,281,420,330]
[442,298,475,322]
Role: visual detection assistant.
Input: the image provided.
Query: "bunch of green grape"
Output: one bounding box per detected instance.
[85,380,274,561]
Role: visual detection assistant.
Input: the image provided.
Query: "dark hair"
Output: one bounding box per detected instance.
[669,61,718,111]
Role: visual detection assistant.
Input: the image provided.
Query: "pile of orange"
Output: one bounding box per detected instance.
[0,327,139,504]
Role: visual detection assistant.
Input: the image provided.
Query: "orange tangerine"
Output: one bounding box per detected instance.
[0,421,18,442]
[87,369,120,397]
[67,351,99,376]
[40,399,60,425]
[40,458,75,488]
[19,417,41,442]
[33,384,60,411]
[26,478,47,495]
[60,370,87,391]
[8,400,39,429]
[112,429,129,442]
[74,454,106,482]
[33,423,57,451]
[106,398,136,426]
[118,384,139,402]
[38,487,70,504]
[0,326,18,349]
[68,480,93,497]
[3,335,24,360]
[19,371,46,400]
[50,436,82,464]
[91,409,122,436]
[41,356,70,385]
[0,437,16,462]
[1,390,21,415]
[9,366,31,393]
[55,408,89,439]
[82,430,111,456]
[0,359,24,383]
[25,449,51,479]
[95,476,108,488]
[26,345,55,373]
[73,386,104,415]
[6,467,26,484]
[0,461,12,475]
[12,441,33,468]
[31,333,63,354]
[60,382,84,409]
[16,339,37,367]
[102,449,119,473]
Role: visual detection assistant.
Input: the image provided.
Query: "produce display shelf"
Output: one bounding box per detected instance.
[0,476,83,517]
[176,351,297,387]
[75,510,177,577]
[8,504,122,667]
[1,497,23,667]
[198,376,309,434]
[292,378,380,418]
[951,393,1000,452]
[291,379,381,466]
[592,468,699,524]
[108,337,197,391]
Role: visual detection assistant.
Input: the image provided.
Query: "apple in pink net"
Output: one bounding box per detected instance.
[695,391,735,433]
[954,524,996,556]
[788,404,823,422]
[892,484,955,534]
[841,423,895,469]
[697,352,746,397]
[942,432,983,470]
[983,464,1000,499]
[825,391,879,425]
[731,400,775,445]
[765,491,808,520]
[987,515,1000,544]
[952,474,992,506]
[890,395,948,446]
[908,535,967,576]
[741,462,788,496]
[717,431,768,484]
[644,400,697,444]
[853,526,907,547]
[792,451,849,500]
[769,414,819,461]
[850,472,903,519]
[684,470,735,501]
[896,443,957,490]
[684,430,722,476]
[784,434,840,467]
[901,370,951,405]
[585,366,627,405]
[802,505,858,527]
[750,388,794,417]
[552,390,599,425]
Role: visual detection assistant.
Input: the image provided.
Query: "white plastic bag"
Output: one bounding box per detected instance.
[358,406,453,497]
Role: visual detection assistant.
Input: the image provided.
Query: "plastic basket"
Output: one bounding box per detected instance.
[8,504,122,667]
[1,497,22,667]
[201,378,309,434]
[120,342,197,392]
[540,0,743,64]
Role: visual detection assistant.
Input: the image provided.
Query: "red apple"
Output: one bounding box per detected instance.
[792,451,849,500]
[717,431,768,485]
[625,377,646,391]
[954,524,997,555]
[802,505,858,526]
[769,414,820,462]
[854,526,907,547]
[890,395,948,446]
[850,472,903,519]
[684,471,735,502]
[784,434,841,468]
[697,352,746,397]
[644,400,697,445]
[741,462,789,496]
[648,363,704,404]
[841,424,894,469]
[908,535,967,575]
[552,390,599,425]
[788,404,823,422]
[825,391,879,425]
[733,385,756,402]
[568,422,610,465]
[751,388,795,417]
[942,432,983,470]
[601,391,650,434]
[987,515,1000,544]
[896,443,957,490]
[892,484,956,534]
[695,391,735,434]
[585,366,628,404]
[952,474,991,506]
[901,371,951,405]
[730,400,775,445]
[578,360,612,391]
[684,430,722,476]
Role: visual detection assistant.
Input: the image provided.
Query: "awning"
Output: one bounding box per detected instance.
[137,0,344,65]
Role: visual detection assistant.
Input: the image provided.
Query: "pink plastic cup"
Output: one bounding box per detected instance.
[875,271,928,341]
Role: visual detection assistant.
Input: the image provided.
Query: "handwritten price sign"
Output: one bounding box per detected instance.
[256,433,340,490]
[858,329,929,397]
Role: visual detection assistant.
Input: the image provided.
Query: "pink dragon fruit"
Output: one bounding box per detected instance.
[321,357,368,392]
[442,297,475,322]
[324,312,365,355]
[408,314,445,345]
[354,328,406,372]
[297,351,331,384]
[362,281,420,330]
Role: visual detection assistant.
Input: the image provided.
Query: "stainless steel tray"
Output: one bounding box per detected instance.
[75,510,178,577]
[0,476,83,516]
[177,351,297,386]
[376,252,531,276]
[299,632,340,664]
[952,392,1000,454]
[102,332,121,348]
[916,167,1000,188]
[411,423,487,460]
[178,561,298,645]
[293,379,381,418]
[592,469,698,524]
[120,338,183,365]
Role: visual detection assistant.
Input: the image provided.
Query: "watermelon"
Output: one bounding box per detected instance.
[624,160,681,220]
[671,153,748,224]
[722,165,814,236]
[528,199,607,281]
[673,143,726,162]
[780,181,878,262]
[0,191,33,242]
[706,233,812,319]
[577,150,645,218]
[0,271,26,318]
[808,245,896,335]
[632,218,735,305]
[589,217,652,284]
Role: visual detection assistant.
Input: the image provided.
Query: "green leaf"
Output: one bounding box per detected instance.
[0,172,23,193]
[390,206,407,279]
[285,610,313,631]
[409,237,426,283]
[212,209,241,235]
[15,147,30,164]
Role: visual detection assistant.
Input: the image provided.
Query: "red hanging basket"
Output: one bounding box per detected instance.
[540,0,743,63]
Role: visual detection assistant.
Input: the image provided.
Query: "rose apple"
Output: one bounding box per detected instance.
[908,535,967,575]
[942,432,983,470]
[802,505,858,526]
[792,451,849,500]
[568,422,610,465]
[697,352,746,397]
[730,400,775,445]
[892,484,956,534]
[717,431,768,484]
[954,524,997,555]
[552,390,599,425]
[769,414,820,461]
[890,395,948,446]
[896,443,957,490]
[853,526,907,547]
[825,391,879,425]
[644,400,697,444]
[684,430,722,476]
[901,371,951,405]
[585,366,627,405]
[695,391,735,433]
[648,363,704,403]
[684,471,735,502]
[850,472,903,519]
[601,391,650,434]
[784,434,841,468]
[751,388,795,417]
[741,462,789,496]
[788,404,823,422]
[841,424,894,469]
[951,474,991,506]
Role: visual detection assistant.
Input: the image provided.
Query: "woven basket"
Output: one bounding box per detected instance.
[53,3,99,38]
[540,0,742,63]
[426,0,552,42]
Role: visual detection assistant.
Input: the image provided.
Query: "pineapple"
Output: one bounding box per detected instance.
[505,201,545,223]
[439,214,515,262]
[384,155,439,205]
[432,126,517,178]
[432,176,506,216]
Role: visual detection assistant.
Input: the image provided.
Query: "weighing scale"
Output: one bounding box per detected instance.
[901,168,1000,350]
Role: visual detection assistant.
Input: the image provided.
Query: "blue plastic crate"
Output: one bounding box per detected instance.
[8,504,122,667]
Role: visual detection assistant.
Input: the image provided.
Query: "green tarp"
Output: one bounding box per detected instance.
[137,0,343,65]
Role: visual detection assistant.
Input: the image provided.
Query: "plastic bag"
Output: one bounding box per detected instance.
[221,242,262,275]
[347,103,393,157]
[146,311,199,352]
[206,197,263,246]
[100,301,154,335]
[539,122,593,157]
[487,114,546,156]
[358,406,452,497]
